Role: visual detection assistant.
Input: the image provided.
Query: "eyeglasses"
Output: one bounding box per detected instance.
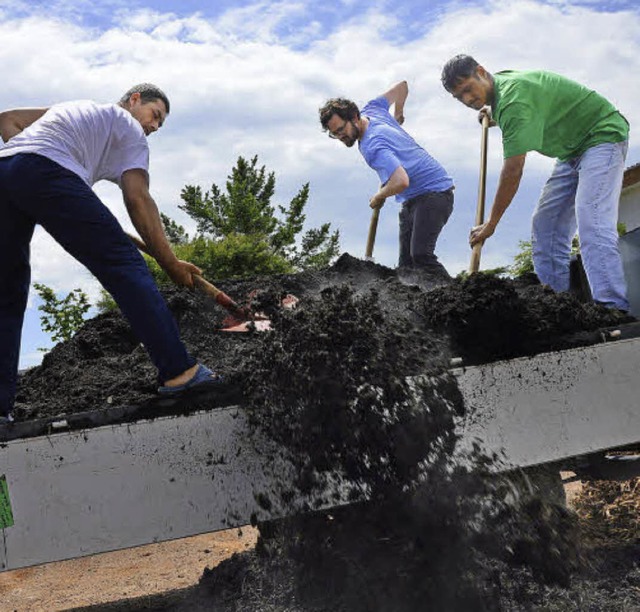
[328,120,350,139]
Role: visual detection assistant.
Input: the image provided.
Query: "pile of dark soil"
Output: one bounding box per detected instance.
[14,255,630,421]
[13,254,640,611]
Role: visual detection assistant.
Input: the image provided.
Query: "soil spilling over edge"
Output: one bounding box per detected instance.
[195,282,588,610]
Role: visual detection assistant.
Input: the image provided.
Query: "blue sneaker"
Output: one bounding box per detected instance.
[157,364,224,396]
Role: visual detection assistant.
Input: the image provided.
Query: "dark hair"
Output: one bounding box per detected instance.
[318,98,360,131]
[441,55,480,92]
[119,83,170,113]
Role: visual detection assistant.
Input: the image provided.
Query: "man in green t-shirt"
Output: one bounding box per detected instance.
[441,54,630,311]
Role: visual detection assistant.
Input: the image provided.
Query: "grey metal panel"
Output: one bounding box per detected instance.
[457,336,640,468]
[0,407,294,571]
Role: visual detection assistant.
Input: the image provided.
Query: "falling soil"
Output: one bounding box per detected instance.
[11,254,640,610]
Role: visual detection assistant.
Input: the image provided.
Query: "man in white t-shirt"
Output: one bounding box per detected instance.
[0,84,222,422]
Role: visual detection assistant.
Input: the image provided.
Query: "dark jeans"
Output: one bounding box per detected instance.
[398,188,453,276]
[0,153,195,416]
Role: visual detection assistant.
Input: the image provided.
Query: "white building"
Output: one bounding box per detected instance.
[619,163,640,315]
[619,163,640,232]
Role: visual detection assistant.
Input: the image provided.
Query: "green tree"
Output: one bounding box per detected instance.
[161,212,189,245]
[95,290,117,313]
[456,265,509,280]
[178,155,339,276]
[509,240,535,278]
[509,238,581,278]
[98,156,340,311]
[142,234,294,285]
[33,283,91,349]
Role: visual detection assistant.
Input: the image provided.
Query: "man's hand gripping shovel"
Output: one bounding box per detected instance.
[127,233,297,332]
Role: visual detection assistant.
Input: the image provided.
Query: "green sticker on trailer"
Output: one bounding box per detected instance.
[0,475,14,528]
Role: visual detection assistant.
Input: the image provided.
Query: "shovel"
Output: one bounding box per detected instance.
[126,232,283,332]
[365,205,381,261]
[469,113,490,274]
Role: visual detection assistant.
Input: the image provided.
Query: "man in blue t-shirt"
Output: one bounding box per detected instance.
[319,81,454,276]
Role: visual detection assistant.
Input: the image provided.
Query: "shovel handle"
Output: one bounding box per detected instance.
[126,231,150,254]
[126,233,248,317]
[192,276,249,317]
[191,274,224,300]
[469,114,490,274]
[365,206,381,260]
[469,243,482,275]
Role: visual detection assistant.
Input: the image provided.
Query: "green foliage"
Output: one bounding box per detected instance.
[161,212,189,245]
[291,223,341,270]
[180,156,278,238]
[456,266,509,281]
[509,234,583,278]
[509,240,535,278]
[145,234,293,284]
[617,221,627,236]
[179,155,340,273]
[33,283,91,349]
[509,223,627,279]
[94,155,339,313]
[96,289,117,312]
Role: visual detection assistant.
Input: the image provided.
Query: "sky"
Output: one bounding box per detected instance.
[1,0,639,368]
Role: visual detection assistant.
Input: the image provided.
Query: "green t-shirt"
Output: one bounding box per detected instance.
[493,70,629,161]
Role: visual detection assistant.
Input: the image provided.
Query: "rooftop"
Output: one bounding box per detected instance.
[623,162,640,189]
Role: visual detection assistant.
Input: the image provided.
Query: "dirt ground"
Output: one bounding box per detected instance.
[0,526,258,611]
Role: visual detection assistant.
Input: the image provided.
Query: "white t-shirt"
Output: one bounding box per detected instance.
[0,100,149,186]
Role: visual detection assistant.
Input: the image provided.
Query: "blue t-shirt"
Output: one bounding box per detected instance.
[358,97,453,203]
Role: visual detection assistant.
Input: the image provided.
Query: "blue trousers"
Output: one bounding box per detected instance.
[0,153,195,415]
[531,141,629,311]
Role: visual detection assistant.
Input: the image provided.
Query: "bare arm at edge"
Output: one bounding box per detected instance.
[382,81,409,125]
[0,108,49,142]
[120,168,201,288]
[469,153,526,247]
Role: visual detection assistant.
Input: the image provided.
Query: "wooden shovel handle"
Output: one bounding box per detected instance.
[365,206,381,259]
[469,114,490,274]
[126,231,150,254]
[191,274,224,299]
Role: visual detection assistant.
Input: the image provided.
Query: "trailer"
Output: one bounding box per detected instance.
[1,324,640,573]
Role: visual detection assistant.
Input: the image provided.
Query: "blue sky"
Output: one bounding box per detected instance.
[1,0,639,368]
